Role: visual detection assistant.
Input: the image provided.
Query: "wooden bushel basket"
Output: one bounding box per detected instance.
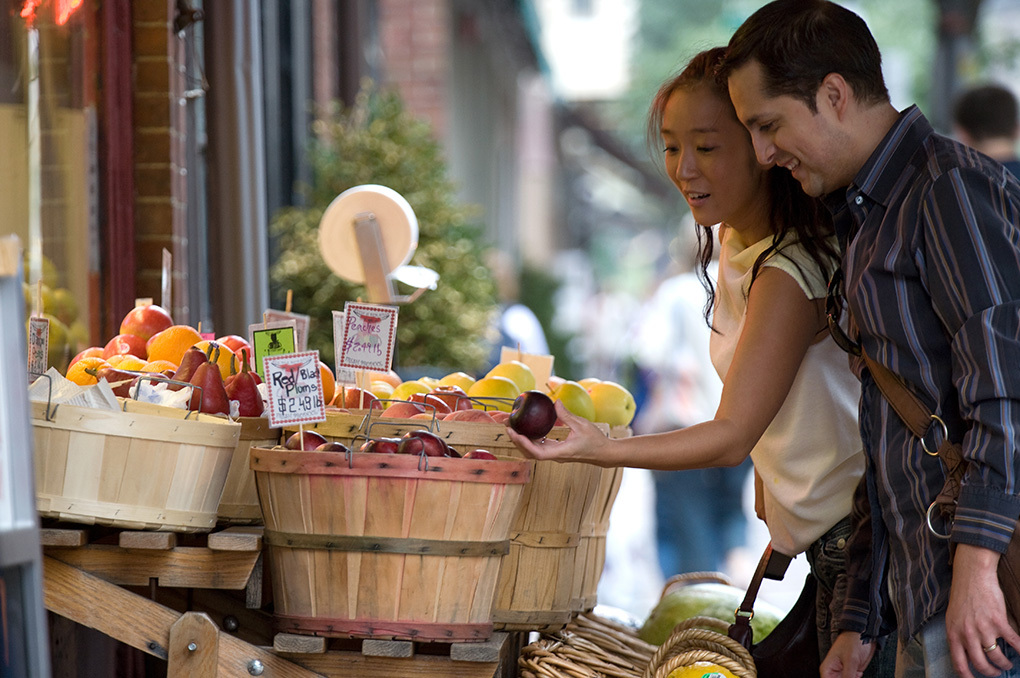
[216,416,279,524]
[251,445,531,642]
[32,399,240,533]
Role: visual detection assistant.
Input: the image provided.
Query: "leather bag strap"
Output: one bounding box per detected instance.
[729,543,790,649]
[860,351,932,438]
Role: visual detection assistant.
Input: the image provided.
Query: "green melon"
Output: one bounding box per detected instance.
[638,581,784,646]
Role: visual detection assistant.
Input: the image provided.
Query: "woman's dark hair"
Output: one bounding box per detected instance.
[719,0,888,112]
[647,46,839,324]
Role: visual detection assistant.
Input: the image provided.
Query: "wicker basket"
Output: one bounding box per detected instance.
[216,416,279,524]
[643,616,757,678]
[251,445,531,641]
[518,612,657,678]
[32,399,240,533]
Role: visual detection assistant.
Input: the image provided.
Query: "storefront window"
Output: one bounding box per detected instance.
[1,2,96,372]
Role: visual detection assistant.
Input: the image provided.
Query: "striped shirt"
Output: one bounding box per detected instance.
[826,105,1020,642]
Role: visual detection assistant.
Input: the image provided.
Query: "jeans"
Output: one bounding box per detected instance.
[895,611,1020,678]
[806,517,896,677]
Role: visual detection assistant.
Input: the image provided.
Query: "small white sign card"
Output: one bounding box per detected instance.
[263,350,327,429]
[331,311,357,386]
[263,309,310,352]
[27,316,49,375]
[338,302,398,372]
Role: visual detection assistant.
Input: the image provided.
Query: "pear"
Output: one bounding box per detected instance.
[169,346,209,390]
[225,349,264,417]
[188,347,230,415]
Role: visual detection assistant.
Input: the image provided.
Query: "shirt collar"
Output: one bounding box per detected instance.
[852,105,932,208]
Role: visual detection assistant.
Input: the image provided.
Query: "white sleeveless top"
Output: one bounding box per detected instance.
[710,226,864,555]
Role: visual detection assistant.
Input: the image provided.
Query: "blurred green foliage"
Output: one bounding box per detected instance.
[269,85,499,374]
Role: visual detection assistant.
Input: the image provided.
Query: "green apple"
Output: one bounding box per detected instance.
[549,380,596,421]
[467,375,521,412]
[487,360,536,393]
[588,380,636,427]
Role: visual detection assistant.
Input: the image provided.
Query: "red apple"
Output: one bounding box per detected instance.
[315,441,351,453]
[409,392,453,415]
[102,333,149,360]
[398,429,449,457]
[428,385,473,412]
[463,449,497,460]
[509,390,557,440]
[119,304,174,342]
[381,401,428,419]
[69,346,104,368]
[359,437,401,454]
[216,334,250,355]
[285,430,329,451]
[339,386,382,410]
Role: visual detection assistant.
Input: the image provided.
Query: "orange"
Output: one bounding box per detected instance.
[66,356,110,386]
[107,354,147,371]
[319,362,336,406]
[140,359,178,373]
[194,340,236,380]
[146,325,202,367]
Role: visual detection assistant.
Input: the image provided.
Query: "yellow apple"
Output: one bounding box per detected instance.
[588,380,636,427]
[542,374,566,394]
[467,375,521,412]
[418,376,441,389]
[390,379,432,402]
[549,380,596,421]
[487,360,536,393]
[578,377,602,390]
[440,371,476,391]
[370,379,395,400]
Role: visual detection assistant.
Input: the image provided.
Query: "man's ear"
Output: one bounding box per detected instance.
[818,72,851,119]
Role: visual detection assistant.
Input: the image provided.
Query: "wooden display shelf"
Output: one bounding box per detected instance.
[41,522,523,677]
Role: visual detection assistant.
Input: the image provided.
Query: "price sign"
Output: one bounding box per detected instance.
[331,311,357,385]
[248,321,297,380]
[263,309,310,351]
[27,316,48,375]
[263,351,327,428]
[338,302,398,372]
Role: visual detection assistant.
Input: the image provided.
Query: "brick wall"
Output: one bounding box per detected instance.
[131,0,187,314]
[379,0,450,138]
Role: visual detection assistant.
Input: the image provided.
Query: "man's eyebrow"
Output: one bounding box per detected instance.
[742,113,762,128]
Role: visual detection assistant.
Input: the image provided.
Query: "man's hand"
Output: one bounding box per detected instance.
[946,543,1020,677]
[821,631,876,678]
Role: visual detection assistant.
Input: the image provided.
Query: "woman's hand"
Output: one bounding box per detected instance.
[506,400,612,465]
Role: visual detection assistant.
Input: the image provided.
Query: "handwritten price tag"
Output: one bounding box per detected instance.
[338,302,398,372]
[28,316,49,375]
[263,351,327,428]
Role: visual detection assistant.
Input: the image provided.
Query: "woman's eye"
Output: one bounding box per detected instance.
[663,146,678,155]
[697,146,715,153]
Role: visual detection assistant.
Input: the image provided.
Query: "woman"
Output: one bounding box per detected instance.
[507,47,877,667]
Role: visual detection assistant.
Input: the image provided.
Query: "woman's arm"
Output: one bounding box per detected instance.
[508,266,826,469]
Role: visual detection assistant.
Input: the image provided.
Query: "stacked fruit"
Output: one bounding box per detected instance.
[63,303,270,418]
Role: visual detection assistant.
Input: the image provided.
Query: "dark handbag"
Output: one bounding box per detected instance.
[728,542,820,678]
[862,351,1020,629]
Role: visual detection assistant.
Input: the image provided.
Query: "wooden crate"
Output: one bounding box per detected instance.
[217,416,279,524]
[251,445,531,642]
[32,399,240,533]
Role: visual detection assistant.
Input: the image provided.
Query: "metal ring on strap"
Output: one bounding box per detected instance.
[264,529,510,556]
[926,502,952,540]
[921,414,949,457]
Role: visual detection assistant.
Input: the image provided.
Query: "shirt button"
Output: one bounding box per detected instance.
[854,196,863,205]
[837,538,846,549]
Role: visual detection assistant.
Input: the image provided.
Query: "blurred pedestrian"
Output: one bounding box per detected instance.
[953,83,1020,177]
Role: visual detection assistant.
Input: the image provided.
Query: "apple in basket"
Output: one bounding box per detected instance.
[463,449,497,460]
[315,441,350,453]
[428,385,473,412]
[397,429,450,457]
[359,437,401,454]
[285,430,329,451]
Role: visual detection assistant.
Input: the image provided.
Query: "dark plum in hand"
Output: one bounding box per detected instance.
[509,390,557,440]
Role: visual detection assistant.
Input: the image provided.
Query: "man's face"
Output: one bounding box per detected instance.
[727,60,846,197]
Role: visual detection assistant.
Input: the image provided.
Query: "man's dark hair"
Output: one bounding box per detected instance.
[953,84,1020,142]
[719,0,889,113]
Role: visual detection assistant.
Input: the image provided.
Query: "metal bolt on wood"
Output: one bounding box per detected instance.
[187,642,197,652]
[247,659,264,675]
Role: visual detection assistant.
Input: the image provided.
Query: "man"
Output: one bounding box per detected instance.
[953,83,1020,178]
[720,1,1020,677]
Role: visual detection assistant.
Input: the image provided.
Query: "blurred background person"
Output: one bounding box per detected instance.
[632,227,750,578]
[952,82,1020,177]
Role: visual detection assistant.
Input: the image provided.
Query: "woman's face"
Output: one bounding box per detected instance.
[661,85,769,238]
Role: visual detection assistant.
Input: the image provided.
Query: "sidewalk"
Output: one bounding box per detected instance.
[596,468,810,624]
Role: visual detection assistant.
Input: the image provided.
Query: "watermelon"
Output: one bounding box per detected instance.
[638,581,783,646]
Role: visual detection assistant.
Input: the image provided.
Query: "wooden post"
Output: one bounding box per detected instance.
[168,612,218,678]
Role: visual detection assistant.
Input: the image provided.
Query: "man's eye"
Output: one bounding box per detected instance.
[758,122,774,133]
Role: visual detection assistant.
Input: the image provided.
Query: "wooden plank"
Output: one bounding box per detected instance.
[450,632,509,663]
[280,652,500,678]
[119,531,177,550]
[361,638,414,658]
[167,612,218,678]
[207,525,263,551]
[43,557,325,678]
[274,633,327,654]
[45,544,259,589]
[39,528,88,547]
